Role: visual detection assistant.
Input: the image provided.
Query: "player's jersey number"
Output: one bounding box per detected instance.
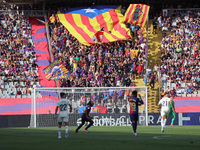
[130,102,136,111]
[162,101,168,107]
[60,104,67,111]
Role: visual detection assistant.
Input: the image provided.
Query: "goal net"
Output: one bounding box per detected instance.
[30,87,148,127]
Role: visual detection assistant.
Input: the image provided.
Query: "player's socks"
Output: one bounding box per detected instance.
[163,119,167,127]
[131,123,136,133]
[135,122,137,130]
[75,124,83,131]
[161,119,164,127]
[161,119,164,132]
[85,122,93,130]
[58,127,61,138]
[171,116,175,125]
[65,126,68,138]
[161,126,164,132]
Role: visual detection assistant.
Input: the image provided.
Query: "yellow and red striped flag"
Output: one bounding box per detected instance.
[58,5,132,46]
[130,49,139,60]
[124,4,150,27]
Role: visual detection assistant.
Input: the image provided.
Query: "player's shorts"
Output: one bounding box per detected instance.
[168,110,175,116]
[161,109,170,116]
[81,114,90,122]
[130,114,138,122]
[57,115,69,123]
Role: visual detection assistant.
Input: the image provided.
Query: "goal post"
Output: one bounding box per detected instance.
[30,86,148,128]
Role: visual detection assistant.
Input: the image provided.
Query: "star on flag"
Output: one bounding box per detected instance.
[84,8,96,13]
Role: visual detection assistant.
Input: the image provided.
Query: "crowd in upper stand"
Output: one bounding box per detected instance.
[160,8,200,97]
[0,4,40,98]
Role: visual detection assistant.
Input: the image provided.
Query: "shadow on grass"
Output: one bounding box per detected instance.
[0,126,200,150]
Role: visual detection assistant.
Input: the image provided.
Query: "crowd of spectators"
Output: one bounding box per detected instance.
[2,3,199,113]
[160,9,200,96]
[47,7,148,111]
[0,4,40,98]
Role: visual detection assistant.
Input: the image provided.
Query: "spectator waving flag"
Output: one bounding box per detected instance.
[57,5,131,46]
[124,4,150,27]
[130,49,139,60]
[92,27,104,44]
[43,60,72,80]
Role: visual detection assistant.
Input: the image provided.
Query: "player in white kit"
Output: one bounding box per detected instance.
[54,92,72,138]
[158,92,175,132]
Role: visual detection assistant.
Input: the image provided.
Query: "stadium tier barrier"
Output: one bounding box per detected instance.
[1,97,199,115]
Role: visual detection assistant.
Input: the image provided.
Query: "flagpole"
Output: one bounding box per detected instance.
[145,1,150,125]
[145,14,149,87]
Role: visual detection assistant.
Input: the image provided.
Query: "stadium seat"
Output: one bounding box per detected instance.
[4,82,8,87]
[171,83,176,90]
[9,82,14,87]
[27,95,32,98]
[167,81,171,88]
[187,83,191,86]
[22,94,27,98]
[16,95,22,98]
[12,88,17,93]
[181,83,185,88]
[176,93,182,97]
[10,95,15,98]
[20,82,25,86]
[182,93,186,97]
[19,61,23,65]
[7,88,12,93]
[192,92,197,97]
[2,91,7,95]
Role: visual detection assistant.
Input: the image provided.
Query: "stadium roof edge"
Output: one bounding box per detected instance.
[2,0,45,4]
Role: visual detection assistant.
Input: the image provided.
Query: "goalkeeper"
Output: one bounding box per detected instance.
[168,96,176,127]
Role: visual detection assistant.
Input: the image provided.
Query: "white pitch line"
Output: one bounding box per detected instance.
[153,135,171,139]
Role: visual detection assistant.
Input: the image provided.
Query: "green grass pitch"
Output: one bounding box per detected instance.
[0,126,200,150]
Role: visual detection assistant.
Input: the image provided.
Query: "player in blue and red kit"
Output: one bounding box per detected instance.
[74,101,94,133]
[128,90,144,136]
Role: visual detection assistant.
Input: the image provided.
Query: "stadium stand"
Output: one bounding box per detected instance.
[0,1,199,114]
[0,4,41,98]
[46,8,149,112]
[160,8,200,97]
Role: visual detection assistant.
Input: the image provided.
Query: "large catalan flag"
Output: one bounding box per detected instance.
[43,60,72,80]
[58,5,132,46]
[124,4,150,27]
